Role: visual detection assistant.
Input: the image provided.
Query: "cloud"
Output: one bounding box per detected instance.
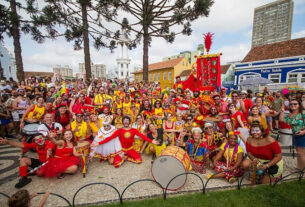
[218,43,251,64]
[292,29,305,39]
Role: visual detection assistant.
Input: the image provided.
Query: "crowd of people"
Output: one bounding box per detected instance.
[0,75,304,193]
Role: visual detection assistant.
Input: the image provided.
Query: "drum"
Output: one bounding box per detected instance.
[76,141,90,155]
[151,146,191,191]
[279,128,293,146]
[23,124,39,135]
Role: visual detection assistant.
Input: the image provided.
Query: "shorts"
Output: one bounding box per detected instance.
[0,119,11,125]
[292,135,305,148]
[30,158,43,169]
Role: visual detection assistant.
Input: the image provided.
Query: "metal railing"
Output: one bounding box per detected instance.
[1,168,304,207]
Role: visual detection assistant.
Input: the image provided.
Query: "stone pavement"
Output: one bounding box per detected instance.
[0,137,299,207]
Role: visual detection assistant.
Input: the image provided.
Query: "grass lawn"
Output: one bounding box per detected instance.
[89,180,305,207]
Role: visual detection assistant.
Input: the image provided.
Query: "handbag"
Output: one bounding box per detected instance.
[263,162,279,175]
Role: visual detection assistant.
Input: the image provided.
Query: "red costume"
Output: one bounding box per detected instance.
[39,144,79,177]
[98,128,153,164]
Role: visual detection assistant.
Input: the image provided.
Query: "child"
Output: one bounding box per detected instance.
[8,189,50,207]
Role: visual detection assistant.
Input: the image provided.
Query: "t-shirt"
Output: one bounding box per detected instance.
[23,140,55,162]
[220,142,243,162]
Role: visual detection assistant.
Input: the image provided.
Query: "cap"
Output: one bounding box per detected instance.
[192,127,202,134]
[241,90,247,94]
[170,89,176,93]
[204,122,213,128]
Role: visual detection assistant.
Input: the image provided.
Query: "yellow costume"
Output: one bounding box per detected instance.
[26,105,45,120]
[123,101,132,115]
[71,120,88,141]
[89,118,103,135]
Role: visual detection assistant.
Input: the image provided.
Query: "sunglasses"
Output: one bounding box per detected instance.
[232,96,238,98]
[290,103,299,106]
[205,126,213,129]
[213,98,220,101]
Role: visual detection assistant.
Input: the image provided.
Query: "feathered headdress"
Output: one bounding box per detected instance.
[203,32,214,53]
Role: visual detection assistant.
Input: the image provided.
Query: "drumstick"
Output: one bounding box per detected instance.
[28,161,49,174]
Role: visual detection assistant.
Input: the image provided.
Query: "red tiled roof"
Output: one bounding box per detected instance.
[180,69,192,77]
[242,37,305,62]
[134,57,185,73]
[24,71,54,78]
[221,65,230,74]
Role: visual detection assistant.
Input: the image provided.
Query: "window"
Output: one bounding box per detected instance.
[153,74,156,81]
[301,74,305,83]
[168,72,172,80]
[269,74,281,83]
[121,72,123,76]
[9,66,11,73]
[127,72,129,76]
[157,73,160,81]
[163,72,167,81]
[239,74,260,84]
[150,74,152,81]
[288,74,297,83]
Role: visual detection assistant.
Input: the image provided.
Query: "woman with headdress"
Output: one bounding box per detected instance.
[207,131,244,183]
[186,127,209,174]
[122,95,132,116]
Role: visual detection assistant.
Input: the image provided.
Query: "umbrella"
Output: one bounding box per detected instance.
[239,77,273,86]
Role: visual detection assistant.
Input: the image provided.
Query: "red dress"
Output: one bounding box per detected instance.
[246,141,281,160]
[39,144,79,177]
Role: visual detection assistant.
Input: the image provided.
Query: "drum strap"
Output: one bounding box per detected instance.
[44,123,55,131]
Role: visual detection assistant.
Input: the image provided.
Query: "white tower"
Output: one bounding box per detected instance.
[116,31,131,79]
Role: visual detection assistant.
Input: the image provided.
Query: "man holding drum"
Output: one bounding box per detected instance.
[91,116,159,165]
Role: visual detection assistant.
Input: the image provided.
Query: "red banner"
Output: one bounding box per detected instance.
[196,54,221,91]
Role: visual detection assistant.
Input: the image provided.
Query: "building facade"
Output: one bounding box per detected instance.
[53,65,73,77]
[163,44,205,65]
[0,42,17,80]
[133,57,191,89]
[252,0,293,48]
[79,62,106,79]
[234,37,305,91]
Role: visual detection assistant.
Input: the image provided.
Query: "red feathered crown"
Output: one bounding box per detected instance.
[204,32,214,53]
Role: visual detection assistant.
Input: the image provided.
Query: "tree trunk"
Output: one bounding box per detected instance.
[143,32,149,82]
[10,0,24,82]
[81,1,91,81]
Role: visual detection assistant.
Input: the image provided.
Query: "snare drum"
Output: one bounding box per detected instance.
[23,124,39,135]
[151,146,191,191]
[76,141,90,155]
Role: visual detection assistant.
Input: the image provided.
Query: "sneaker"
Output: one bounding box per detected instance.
[229,177,237,184]
[15,177,32,188]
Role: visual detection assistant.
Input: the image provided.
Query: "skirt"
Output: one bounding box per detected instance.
[292,134,305,148]
[39,156,80,178]
[91,137,122,159]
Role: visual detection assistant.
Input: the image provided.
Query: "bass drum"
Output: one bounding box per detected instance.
[151,146,190,191]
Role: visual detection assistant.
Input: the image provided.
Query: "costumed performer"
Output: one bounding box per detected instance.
[0,135,55,188]
[90,117,123,168]
[185,127,209,174]
[91,116,159,164]
[38,130,80,178]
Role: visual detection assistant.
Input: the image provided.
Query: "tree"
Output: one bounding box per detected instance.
[102,0,214,81]
[0,0,47,81]
[38,0,117,81]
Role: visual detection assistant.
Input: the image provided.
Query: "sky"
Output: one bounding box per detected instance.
[2,0,305,75]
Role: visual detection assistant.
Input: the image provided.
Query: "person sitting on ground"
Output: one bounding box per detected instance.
[143,123,166,160]
[37,113,62,137]
[38,130,80,178]
[242,122,283,184]
[207,131,244,183]
[0,135,55,188]
[185,127,209,174]
[20,96,45,129]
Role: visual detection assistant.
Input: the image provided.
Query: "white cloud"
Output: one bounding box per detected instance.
[292,29,305,39]
[218,43,251,64]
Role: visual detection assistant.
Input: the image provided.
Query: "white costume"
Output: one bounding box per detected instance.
[90,125,122,159]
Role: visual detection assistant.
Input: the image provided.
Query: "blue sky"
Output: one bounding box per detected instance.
[3,0,305,74]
